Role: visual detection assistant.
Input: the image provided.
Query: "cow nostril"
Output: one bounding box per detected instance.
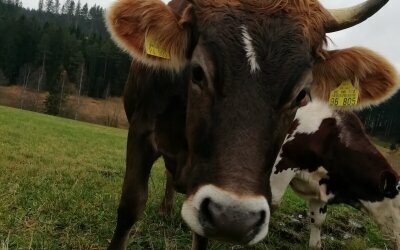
[200,198,214,225]
[255,210,266,228]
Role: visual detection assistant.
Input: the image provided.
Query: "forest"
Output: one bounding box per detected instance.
[0,0,399,143]
[359,94,400,144]
[0,0,131,114]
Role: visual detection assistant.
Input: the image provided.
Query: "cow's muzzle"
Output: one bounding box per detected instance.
[181,185,270,244]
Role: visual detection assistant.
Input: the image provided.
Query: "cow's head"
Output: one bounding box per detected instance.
[106,0,398,244]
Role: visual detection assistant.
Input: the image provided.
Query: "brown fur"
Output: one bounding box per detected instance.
[195,0,331,55]
[105,0,331,69]
[105,0,398,248]
[106,0,398,107]
[312,47,400,108]
[105,0,192,70]
[183,0,331,56]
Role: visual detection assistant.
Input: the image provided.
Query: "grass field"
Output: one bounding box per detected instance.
[0,105,394,249]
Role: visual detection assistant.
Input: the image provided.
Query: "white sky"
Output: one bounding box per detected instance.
[20,0,400,70]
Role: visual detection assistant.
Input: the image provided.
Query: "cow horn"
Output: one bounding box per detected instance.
[325,0,389,33]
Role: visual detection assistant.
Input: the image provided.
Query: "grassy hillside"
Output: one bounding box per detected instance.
[0,105,393,249]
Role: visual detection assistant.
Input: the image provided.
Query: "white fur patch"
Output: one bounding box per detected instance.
[272,101,335,205]
[272,100,333,175]
[272,100,334,172]
[241,26,260,74]
[270,168,297,207]
[181,184,270,245]
[287,99,334,142]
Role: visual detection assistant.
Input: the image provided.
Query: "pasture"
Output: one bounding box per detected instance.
[0,105,395,249]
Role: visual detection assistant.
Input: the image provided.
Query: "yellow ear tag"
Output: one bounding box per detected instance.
[329,80,359,107]
[144,35,170,59]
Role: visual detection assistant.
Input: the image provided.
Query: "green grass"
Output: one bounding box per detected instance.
[0,105,392,249]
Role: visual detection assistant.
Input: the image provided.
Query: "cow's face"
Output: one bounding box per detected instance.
[181,8,313,243]
[106,0,398,244]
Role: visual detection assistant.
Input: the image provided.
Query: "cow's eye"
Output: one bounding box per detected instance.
[296,89,310,107]
[191,64,205,87]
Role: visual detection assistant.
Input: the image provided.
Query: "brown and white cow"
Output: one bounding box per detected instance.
[105,0,398,248]
[271,99,400,249]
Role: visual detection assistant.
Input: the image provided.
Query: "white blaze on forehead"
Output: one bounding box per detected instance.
[241,26,260,74]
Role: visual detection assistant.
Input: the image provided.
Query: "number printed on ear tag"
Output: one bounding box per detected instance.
[329,80,359,107]
[145,35,170,59]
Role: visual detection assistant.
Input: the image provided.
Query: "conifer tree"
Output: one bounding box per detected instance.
[38,0,44,11]
[75,0,81,16]
[81,3,88,19]
[67,0,75,16]
[61,0,70,14]
[45,0,54,13]
[54,0,60,14]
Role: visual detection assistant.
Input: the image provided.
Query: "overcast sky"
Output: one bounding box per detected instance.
[20,0,400,70]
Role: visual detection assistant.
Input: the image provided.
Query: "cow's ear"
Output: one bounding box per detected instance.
[311,47,399,108]
[106,0,193,70]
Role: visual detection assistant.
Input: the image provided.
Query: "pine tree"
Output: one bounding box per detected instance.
[75,0,81,16]
[45,69,68,115]
[38,0,44,11]
[54,0,60,14]
[61,0,70,14]
[81,3,88,19]
[67,0,75,16]
[45,0,54,13]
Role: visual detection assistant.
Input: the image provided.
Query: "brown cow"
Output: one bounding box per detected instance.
[105,0,398,249]
[271,99,400,249]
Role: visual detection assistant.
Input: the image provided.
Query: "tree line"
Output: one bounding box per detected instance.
[0,0,131,116]
[358,93,400,145]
